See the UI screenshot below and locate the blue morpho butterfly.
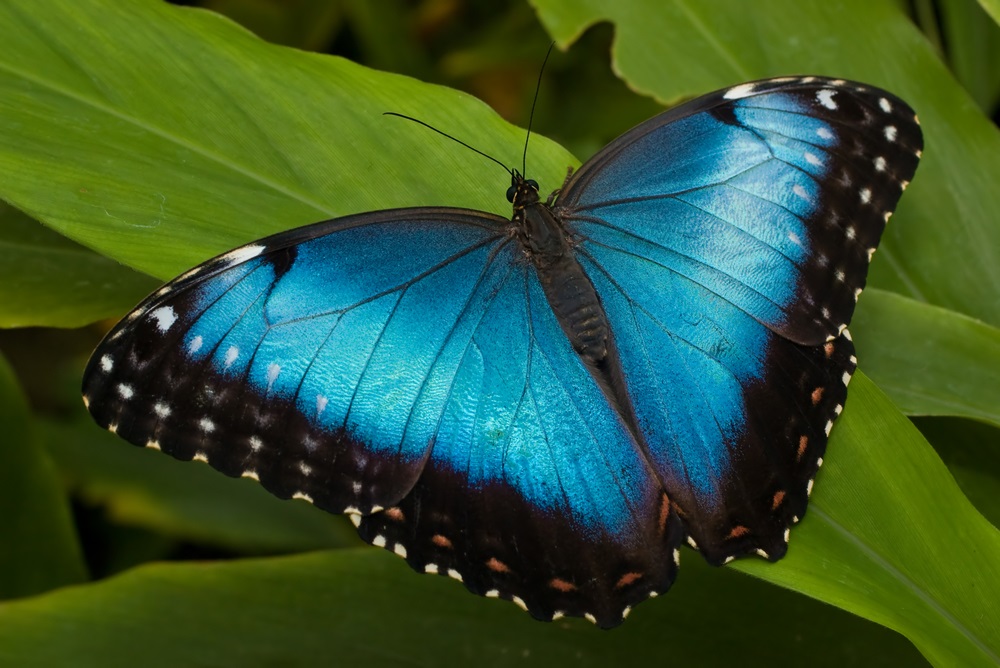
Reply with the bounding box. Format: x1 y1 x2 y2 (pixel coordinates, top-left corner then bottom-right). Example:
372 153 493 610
83 75 922 627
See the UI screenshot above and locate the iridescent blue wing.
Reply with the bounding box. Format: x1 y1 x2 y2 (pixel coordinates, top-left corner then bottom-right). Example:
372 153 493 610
82 209 682 627
558 77 922 563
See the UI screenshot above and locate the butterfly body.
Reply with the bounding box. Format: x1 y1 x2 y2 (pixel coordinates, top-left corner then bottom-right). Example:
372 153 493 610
83 76 922 627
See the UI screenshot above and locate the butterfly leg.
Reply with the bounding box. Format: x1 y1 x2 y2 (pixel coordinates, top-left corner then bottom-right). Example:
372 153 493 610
546 166 576 206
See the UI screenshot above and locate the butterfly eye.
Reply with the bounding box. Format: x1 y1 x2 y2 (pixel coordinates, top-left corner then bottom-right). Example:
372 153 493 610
506 184 517 202
526 179 539 190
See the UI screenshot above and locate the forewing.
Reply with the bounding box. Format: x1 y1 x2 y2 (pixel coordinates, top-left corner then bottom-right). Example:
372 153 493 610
559 78 921 562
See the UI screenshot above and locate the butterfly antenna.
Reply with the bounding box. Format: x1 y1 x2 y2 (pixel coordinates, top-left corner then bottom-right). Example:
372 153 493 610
383 112 512 177
522 41 556 178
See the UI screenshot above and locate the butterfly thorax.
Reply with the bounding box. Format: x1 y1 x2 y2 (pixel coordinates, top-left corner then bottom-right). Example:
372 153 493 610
509 175 609 364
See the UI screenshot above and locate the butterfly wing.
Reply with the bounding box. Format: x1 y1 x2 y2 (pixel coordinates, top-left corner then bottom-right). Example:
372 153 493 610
558 77 922 563
82 209 681 627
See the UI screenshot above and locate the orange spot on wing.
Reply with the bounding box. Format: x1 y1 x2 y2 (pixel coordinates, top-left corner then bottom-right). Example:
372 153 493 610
658 493 672 533
384 507 405 522
824 342 835 358
811 387 824 405
727 525 750 540
549 578 577 592
771 490 786 510
486 557 510 573
797 435 809 462
432 534 453 549
615 572 643 589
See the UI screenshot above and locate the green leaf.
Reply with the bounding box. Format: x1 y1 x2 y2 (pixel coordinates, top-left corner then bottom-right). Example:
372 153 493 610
936 0 1000 114
976 0 1000 25
0 547 927 667
734 374 1000 666
41 416 359 555
0 352 87 599
531 0 1000 331
0 0 575 280
853 289 1000 427
916 417 1000 529
0 202 157 328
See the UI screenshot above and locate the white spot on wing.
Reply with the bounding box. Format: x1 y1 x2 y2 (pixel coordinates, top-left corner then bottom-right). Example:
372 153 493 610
193 452 209 463
199 417 215 433
874 156 887 172
860 187 872 204
843 371 852 386
153 402 171 417
792 184 811 201
511 596 528 611
224 346 239 368
189 335 203 354
146 439 160 450
879 97 892 113
846 226 856 240
220 244 265 267
242 470 260 481
298 461 313 476
150 306 177 333
723 83 756 99
804 151 823 167
824 420 834 436
424 563 439 574
100 355 114 372
292 491 313 503
117 383 134 400
316 394 328 417
447 569 463 582
393 543 407 558
266 363 280 391
816 127 834 140
884 125 898 141
485 589 499 598
816 89 838 110
249 436 263 451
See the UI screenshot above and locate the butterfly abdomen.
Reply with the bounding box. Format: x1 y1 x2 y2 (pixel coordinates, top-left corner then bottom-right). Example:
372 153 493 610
520 198 610 364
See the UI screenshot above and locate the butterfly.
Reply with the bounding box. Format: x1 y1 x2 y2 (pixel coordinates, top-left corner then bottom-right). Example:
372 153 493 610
82 76 922 627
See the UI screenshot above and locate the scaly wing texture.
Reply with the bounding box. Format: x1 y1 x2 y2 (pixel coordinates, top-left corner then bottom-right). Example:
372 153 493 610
559 77 922 563
82 208 682 627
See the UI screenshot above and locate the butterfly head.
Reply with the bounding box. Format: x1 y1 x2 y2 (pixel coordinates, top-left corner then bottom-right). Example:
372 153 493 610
506 171 540 209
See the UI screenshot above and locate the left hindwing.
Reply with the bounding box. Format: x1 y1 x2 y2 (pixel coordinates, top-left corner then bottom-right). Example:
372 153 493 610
558 77 922 562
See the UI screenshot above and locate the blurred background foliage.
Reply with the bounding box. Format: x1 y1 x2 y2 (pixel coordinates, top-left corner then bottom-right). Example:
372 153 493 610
0 0 998 665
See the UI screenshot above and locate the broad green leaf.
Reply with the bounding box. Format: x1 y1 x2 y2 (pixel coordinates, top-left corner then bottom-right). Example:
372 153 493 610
531 0 1000 332
853 289 1000 427
977 0 1000 25
0 353 87 599
0 547 926 668
735 375 1000 667
41 417 358 555
936 0 1000 114
0 0 575 281
916 417 1000 530
0 203 156 328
